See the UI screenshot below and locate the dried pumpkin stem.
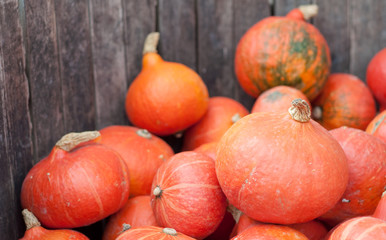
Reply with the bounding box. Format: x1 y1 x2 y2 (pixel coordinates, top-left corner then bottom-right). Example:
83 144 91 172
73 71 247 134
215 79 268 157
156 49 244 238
288 98 311 123
56 131 100 152
227 204 242 223
153 186 162 197
231 113 241 123
143 32 160 55
163 228 178 236
136 129 152 139
22 209 41 230
298 4 318 20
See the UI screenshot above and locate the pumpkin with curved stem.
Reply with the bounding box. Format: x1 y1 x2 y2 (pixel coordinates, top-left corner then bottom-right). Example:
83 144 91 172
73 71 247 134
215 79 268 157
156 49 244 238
216 99 349 224
366 110 386 144
116 226 195 240
235 4 330 101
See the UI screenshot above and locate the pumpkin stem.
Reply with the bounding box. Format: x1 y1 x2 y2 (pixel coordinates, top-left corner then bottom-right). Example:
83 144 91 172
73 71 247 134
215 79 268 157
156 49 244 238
231 113 241 123
298 4 318 20
119 223 132 235
163 228 178 236
136 129 152 139
312 106 323 120
153 186 162 197
22 209 41 230
56 131 100 152
143 32 160 55
288 99 311 123
227 204 242 223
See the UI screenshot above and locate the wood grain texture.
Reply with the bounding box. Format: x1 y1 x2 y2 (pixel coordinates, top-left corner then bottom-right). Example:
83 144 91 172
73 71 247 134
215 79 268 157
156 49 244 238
350 0 385 81
197 0 234 98
0 1 34 239
234 0 271 110
55 0 96 132
275 0 312 16
123 0 156 88
89 0 127 129
313 0 349 73
25 0 65 160
158 0 196 70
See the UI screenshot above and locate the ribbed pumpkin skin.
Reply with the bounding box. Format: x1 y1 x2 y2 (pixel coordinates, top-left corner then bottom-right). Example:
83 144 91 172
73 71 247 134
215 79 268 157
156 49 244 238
235 13 331 101
251 86 311 113
215 112 349 224
125 53 209 136
20 226 89 240
21 143 130 228
116 226 196 240
182 97 249 150
366 110 386 144
312 73 376 130
231 224 308 240
326 216 386 240
99 125 174 196
373 192 386 221
151 151 227 239
366 48 386 110
319 127 386 225
103 196 158 240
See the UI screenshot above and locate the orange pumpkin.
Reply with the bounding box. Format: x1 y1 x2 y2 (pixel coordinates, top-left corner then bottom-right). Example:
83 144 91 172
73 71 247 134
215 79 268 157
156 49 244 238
182 96 249 150
366 48 386 110
231 224 308 240
125 32 209 136
235 4 330 101
312 73 376 130
251 85 310 113
99 125 174 196
366 110 386 144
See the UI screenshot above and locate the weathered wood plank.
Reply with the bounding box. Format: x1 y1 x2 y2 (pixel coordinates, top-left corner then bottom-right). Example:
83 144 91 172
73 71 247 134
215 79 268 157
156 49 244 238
275 0 312 16
197 0 235 99
0 1 34 238
89 0 127 129
25 0 65 160
234 0 271 110
55 0 96 132
123 0 156 88
350 0 385 81
313 0 350 73
158 0 196 70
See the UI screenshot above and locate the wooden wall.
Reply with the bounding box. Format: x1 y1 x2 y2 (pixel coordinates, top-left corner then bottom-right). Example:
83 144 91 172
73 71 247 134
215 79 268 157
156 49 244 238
0 0 385 238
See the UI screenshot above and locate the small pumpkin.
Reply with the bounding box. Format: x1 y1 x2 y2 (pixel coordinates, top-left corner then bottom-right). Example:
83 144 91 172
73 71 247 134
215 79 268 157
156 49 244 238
235 4 331 101
116 226 195 240
102 195 158 240
21 131 130 228
19 209 89 240
373 191 386 221
99 125 174 196
251 85 310 113
231 224 308 240
125 32 209 136
366 48 386 110
366 110 386 144
216 99 349 224
312 73 376 130
151 151 227 239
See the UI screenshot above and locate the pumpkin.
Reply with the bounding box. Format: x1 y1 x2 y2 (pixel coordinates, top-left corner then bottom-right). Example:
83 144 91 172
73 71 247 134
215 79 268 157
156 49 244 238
102 195 158 240
19 209 89 240
312 73 376 130
151 151 227 239
99 125 174 196
234 4 331 101
373 191 386 221
326 216 386 239
215 99 349 224
182 96 249 150
116 226 195 240
20 131 130 228
193 141 218 161
319 127 386 226
366 110 386 144
366 48 386 110
251 85 311 113
125 32 209 136
231 224 308 240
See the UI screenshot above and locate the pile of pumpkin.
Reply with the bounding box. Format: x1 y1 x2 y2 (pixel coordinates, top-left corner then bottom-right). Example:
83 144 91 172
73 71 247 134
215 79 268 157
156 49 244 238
19 4 386 240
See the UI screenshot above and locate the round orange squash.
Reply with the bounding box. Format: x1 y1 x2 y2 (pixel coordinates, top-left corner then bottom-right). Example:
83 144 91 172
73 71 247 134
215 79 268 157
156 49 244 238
235 5 331 101
125 32 209 136
231 224 308 240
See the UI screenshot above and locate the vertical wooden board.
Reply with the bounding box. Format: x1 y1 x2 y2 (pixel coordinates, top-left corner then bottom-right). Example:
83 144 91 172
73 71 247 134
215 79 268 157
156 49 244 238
234 0 271 110
89 0 127 129
0 1 34 238
350 0 385 81
55 0 96 133
158 0 196 70
275 0 312 16
25 0 65 160
197 0 235 99
123 0 156 87
313 0 350 73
